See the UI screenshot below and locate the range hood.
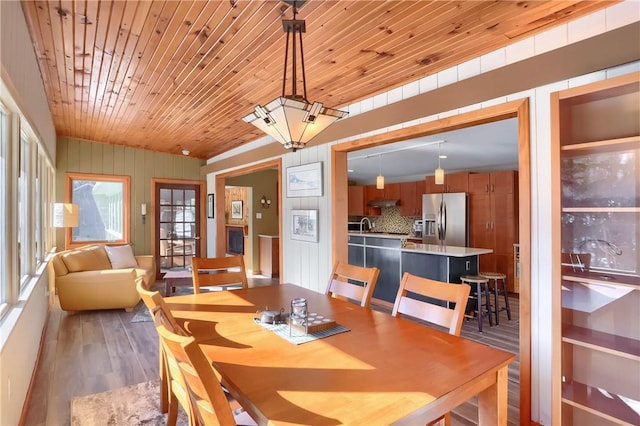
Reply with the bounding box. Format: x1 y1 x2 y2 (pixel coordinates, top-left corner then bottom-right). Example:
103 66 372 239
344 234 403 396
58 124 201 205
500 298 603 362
367 199 399 207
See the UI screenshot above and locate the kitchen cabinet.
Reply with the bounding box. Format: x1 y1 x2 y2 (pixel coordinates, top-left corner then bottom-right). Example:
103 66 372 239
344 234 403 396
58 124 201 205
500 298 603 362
424 175 438 193
469 170 518 290
444 172 469 193
400 180 425 216
348 185 365 216
425 172 469 193
363 185 382 216
366 183 400 201
551 73 639 426
364 183 400 215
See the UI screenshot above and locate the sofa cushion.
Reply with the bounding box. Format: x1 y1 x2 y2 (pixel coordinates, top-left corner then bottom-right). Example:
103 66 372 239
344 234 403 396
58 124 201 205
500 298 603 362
105 245 138 269
62 245 112 272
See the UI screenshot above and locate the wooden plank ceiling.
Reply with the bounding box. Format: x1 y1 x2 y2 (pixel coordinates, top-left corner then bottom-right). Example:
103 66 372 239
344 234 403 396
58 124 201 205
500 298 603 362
21 0 615 159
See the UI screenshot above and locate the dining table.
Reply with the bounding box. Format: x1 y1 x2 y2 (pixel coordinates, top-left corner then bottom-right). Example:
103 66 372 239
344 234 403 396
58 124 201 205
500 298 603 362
166 283 515 425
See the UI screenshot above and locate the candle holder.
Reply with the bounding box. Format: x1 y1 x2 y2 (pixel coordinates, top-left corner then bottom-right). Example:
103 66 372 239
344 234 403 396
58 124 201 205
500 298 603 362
289 298 308 336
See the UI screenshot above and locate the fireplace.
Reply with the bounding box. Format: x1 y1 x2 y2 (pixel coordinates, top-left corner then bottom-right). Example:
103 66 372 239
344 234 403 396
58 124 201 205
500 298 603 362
227 226 244 255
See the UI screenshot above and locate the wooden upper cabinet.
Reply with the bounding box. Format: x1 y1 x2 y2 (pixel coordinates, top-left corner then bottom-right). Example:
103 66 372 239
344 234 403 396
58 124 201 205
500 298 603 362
469 173 491 194
415 180 425 216
425 175 438 193
365 184 383 201
363 185 382 216
491 170 516 194
367 182 400 200
400 181 424 216
469 171 517 194
444 172 469 193
384 183 401 200
427 172 469 193
348 185 365 216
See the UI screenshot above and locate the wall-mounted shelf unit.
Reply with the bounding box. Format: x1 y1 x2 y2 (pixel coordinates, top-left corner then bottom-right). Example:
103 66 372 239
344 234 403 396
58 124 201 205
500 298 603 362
552 72 639 425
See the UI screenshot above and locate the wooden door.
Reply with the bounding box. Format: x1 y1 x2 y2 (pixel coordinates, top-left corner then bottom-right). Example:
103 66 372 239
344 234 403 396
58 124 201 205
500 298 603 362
155 182 202 276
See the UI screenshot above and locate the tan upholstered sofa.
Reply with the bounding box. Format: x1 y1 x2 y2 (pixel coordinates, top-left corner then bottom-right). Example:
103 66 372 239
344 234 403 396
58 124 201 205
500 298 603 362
50 244 156 313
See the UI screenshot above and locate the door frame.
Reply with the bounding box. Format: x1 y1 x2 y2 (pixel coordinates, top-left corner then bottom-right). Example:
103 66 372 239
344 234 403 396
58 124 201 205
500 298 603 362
151 178 206 277
331 98 531 425
214 158 282 281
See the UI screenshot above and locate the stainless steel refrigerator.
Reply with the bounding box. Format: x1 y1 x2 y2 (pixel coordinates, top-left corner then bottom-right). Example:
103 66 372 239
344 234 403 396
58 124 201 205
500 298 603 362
422 192 469 246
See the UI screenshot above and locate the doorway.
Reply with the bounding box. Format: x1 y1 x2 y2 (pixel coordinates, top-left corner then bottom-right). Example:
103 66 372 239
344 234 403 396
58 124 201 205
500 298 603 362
152 179 206 277
331 98 531 425
214 159 282 280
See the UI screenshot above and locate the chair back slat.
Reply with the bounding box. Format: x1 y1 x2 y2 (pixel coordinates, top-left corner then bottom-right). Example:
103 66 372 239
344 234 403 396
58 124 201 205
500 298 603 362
192 256 248 294
328 279 366 302
392 273 471 336
325 262 380 308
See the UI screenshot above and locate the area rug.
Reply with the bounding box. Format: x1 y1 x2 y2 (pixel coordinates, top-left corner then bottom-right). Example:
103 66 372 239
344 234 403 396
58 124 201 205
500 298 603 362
70 380 188 426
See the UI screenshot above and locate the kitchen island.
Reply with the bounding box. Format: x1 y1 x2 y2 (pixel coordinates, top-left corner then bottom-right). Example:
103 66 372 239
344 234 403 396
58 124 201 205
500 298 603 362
348 232 493 305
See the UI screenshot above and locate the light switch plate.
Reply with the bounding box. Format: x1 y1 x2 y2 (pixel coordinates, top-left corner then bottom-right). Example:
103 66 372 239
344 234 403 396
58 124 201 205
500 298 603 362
256 212 262 219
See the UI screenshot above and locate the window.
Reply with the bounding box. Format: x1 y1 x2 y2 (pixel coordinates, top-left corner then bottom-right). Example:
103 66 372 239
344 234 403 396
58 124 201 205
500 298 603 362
0 105 6 304
18 130 30 285
65 173 130 247
0 77 55 317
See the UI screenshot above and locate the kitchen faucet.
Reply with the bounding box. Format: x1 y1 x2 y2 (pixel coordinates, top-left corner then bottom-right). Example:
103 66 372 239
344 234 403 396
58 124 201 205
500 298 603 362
360 217 373 233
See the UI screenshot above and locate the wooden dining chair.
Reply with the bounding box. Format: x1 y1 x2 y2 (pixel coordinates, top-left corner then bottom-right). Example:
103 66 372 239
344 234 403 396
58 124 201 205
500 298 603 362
191 255 249 294
325 262 380 308
136 278 188 425
391 273 471 426
155 317 256 426
154 309 200 426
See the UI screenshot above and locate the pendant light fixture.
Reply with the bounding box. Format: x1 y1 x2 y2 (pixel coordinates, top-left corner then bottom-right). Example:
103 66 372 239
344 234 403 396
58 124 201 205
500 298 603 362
435 142 445 185
242 1 347 152
376 154 385 189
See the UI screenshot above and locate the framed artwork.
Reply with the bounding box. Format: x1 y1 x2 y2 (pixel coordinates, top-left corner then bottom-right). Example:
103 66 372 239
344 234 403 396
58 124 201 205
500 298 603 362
286 162 323 197
207 194 214 218
231 200 243 219
291 209 318 242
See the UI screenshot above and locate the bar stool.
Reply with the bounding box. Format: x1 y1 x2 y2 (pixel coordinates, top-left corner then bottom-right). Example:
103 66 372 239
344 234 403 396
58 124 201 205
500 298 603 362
481 272 512 325
460 275 493 332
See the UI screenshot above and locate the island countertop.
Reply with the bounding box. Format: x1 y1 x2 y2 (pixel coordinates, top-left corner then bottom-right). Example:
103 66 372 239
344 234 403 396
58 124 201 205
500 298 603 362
402 243 493 257
348 232 493 257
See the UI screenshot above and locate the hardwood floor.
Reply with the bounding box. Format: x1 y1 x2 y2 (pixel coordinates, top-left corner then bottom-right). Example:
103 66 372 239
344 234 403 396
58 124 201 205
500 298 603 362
24 282 519 426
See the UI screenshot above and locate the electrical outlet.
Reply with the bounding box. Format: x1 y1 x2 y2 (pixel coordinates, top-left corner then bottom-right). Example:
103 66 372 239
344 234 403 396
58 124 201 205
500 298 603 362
256 212 262 219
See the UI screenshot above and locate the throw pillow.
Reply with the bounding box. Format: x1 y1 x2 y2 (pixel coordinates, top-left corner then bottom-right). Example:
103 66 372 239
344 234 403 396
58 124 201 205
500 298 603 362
105 245 138 269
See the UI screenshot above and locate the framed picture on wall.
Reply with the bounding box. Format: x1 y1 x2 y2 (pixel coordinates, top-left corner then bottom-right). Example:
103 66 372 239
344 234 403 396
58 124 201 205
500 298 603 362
286 162 323 197
291 209 318 242
207 194 214 218
231 200 243 219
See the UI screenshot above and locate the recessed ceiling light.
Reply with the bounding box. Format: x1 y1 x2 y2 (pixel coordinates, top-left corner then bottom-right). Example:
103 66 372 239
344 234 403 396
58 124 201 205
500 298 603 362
347 169 354 173
439 154 447 159
182 149 190 156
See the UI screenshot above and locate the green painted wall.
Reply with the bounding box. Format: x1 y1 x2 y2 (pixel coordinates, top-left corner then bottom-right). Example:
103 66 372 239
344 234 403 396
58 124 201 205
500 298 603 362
55 137 204 255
